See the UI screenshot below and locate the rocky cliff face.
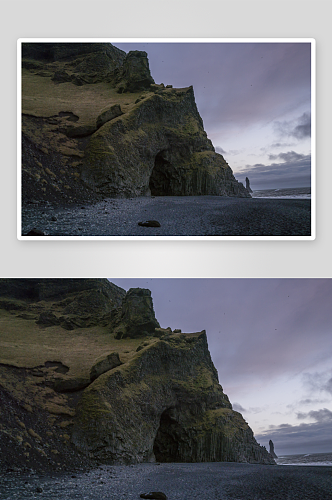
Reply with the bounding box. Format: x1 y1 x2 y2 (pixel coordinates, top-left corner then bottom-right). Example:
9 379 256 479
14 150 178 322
21 42 250 205
0 279 273 471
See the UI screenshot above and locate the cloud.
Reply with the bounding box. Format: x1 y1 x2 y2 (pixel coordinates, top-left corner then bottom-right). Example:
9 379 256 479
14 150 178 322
268 150 307 162
302 370 332 395
237 151 311 189
215 146 227 155
233 403 246 412
274 112 311 140
297 408 332 423
256 412 332 454
286 398 330 410
325 378 332 395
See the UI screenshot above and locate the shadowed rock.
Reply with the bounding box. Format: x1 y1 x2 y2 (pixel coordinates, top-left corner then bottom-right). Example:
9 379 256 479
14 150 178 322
21 42 250 205
138 220 161 227
269 439 278 458
0 278 274 470
113 288 160 339
140 493 167 500
90 352 123 381
246 177 253 193
96 104 123 129
115 50 155 93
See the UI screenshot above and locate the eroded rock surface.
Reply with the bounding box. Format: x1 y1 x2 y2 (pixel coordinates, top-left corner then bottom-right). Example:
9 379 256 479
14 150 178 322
21 42 250 205
0 279 274 471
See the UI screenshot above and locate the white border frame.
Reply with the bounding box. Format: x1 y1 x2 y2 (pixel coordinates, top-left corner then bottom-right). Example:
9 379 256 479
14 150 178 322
17 38 316 241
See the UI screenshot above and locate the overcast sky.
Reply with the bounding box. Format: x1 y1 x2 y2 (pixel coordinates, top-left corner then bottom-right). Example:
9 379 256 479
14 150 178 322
111 278 332 456
114 41 312 191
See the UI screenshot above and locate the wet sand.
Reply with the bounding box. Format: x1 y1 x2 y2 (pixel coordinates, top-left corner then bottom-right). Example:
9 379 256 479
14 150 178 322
1 462 331 499
21 196 311 237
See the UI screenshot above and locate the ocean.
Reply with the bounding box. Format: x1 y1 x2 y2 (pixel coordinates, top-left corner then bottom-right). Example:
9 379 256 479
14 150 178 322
252 187 311 199
276 451 332 466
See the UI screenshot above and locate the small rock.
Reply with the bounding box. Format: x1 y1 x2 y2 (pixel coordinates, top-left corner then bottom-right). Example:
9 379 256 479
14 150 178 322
140 493 167 500
138 220 161 228
51 216 57 221
35 486 43 493
25 228 45 236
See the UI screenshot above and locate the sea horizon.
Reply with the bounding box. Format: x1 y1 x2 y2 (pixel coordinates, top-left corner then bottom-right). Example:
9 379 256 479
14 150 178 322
275 451 332 466
252 186 311 199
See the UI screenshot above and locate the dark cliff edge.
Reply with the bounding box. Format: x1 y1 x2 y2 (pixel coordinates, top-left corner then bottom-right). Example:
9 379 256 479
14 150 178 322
21 42 251 206
0 279 274 472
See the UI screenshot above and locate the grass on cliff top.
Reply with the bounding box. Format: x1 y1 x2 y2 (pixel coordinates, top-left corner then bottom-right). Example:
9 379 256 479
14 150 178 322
22 69 151 126
0 309 151 379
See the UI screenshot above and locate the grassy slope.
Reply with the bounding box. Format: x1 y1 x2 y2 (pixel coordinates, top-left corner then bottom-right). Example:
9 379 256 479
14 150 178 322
22 69 148 124
0 309 154 377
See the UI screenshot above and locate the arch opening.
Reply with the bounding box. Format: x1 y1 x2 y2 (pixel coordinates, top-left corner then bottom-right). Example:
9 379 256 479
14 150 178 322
153 408 182 462
149 151 175 196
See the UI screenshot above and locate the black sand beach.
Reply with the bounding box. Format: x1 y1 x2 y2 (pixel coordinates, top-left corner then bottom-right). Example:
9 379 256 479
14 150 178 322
1 462 331 499
21 196 311 237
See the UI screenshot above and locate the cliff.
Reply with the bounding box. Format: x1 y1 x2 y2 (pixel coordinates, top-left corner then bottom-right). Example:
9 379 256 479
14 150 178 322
0 279 274 471
21 42 250 205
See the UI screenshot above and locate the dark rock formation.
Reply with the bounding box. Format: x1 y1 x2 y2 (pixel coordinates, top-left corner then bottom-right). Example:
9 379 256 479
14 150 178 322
138 220 161 227
81 85 250 199
112 288 160 339
96 104 123 129
140 494 167 500
90 352 123 382
22 42 126 84
21 42 251 205
246 177 253 193
114 50 155 93
269 439 278 458
0 279 274 471
26 228 45 236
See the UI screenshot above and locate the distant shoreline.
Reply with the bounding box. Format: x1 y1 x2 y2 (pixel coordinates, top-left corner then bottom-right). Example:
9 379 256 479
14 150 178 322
21 196 311 237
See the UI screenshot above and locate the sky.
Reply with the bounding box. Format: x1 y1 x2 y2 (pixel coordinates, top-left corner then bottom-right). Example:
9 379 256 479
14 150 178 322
110 278 332 456
114 41 312 191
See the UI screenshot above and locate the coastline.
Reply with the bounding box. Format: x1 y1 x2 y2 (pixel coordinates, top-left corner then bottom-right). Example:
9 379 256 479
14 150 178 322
21 196 311 237
1 462 331 499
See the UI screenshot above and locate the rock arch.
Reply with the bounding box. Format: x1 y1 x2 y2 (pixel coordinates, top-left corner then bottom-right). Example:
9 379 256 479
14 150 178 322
153 407 182 462
149 151 175 196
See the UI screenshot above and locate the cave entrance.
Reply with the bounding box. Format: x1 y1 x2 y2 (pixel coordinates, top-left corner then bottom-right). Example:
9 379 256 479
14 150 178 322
153 408 181 462
149 151 174 196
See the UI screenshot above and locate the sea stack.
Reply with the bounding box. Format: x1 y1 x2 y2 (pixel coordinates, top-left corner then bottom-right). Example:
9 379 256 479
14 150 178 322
245 177 253 193
269 439 278 458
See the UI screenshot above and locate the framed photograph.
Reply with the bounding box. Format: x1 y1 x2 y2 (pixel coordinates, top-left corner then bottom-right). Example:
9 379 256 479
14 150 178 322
18 39 315 240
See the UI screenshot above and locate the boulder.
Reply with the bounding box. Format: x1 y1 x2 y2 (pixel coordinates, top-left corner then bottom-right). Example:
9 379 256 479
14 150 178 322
138 220 161 228
140 493 167 500
25 229 45 236
96 104 123 129
90 352 123 382
36 311 60 327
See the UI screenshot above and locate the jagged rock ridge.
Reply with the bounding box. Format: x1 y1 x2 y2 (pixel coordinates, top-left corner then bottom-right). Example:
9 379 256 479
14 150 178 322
21 42 250 205
0 279 274 470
